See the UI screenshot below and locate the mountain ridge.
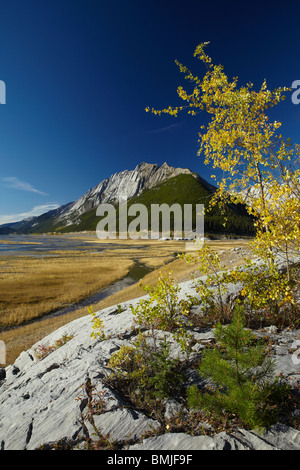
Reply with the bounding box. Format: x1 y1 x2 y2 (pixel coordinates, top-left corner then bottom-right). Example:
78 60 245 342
0 162 254 236
0 162 204 234
57 161 204 226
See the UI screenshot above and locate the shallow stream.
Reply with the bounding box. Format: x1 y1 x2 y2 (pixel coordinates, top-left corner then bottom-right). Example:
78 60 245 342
42 260 152 321
0 234 157 329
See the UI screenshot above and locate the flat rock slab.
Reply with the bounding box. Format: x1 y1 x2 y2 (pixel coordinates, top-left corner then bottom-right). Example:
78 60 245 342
129 424 300 451
1 275 300 450
85 408 159 444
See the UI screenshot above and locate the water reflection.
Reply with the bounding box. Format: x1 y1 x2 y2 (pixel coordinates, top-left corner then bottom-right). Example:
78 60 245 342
43 261 152 321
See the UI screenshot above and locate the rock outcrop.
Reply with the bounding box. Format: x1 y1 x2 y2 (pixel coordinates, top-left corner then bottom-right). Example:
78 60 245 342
58 162 199 226
1 276 300 451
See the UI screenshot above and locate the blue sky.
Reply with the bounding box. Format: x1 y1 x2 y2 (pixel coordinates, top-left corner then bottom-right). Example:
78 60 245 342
1 0 300 224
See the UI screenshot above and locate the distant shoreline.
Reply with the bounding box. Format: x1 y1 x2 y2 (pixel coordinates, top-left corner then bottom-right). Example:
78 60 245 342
0 239 42 245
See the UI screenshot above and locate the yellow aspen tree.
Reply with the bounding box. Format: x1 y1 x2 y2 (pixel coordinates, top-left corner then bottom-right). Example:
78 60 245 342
146 42 299 271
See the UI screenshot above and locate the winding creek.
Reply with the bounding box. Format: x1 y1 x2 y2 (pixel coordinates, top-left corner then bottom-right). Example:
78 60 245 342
0 234 160 330
39 260 153 321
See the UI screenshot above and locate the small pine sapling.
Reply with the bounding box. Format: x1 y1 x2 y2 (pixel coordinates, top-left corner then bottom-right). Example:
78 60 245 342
187 306 281 429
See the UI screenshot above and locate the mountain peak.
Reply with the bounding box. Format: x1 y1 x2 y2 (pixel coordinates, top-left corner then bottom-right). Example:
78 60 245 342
135 162 158 170
55 161 198 225
0 162 202 233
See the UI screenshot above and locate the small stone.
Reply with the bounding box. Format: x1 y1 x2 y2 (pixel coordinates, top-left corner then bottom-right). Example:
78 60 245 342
163 399 183 420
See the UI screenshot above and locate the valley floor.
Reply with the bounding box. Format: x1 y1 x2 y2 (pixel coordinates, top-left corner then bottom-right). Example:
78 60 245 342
0 233 252 365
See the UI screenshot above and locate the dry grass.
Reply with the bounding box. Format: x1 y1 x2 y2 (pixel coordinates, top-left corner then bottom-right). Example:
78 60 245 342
0 253 134 328
0 256 198 365
138 257 173 267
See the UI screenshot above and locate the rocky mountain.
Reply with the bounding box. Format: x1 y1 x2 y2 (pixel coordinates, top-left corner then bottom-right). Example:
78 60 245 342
0 162 211 234
0 202 74 234
0 161 256 236
56 162 205 228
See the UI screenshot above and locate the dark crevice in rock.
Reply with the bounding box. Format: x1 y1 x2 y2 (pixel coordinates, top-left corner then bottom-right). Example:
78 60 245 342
37 363 60 379
25 420 33 446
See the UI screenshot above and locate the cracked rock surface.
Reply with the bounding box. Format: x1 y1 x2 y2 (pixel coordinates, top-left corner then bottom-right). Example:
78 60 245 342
1 278 300 450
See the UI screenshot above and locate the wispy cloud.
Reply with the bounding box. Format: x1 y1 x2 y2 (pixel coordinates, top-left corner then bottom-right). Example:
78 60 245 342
1 177 48 196
0 203 60 225
144 121 184 135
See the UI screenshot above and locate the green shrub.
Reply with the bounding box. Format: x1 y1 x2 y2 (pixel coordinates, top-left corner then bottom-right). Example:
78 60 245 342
182 244 300 330
107 333 185 410
181 245 236 327
130 270 193 355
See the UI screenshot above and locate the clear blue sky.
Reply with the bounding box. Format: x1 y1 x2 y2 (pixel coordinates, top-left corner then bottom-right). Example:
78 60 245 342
1 0 300 224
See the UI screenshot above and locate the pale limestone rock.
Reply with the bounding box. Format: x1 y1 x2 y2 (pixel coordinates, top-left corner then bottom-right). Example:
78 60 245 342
1 274 300 450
